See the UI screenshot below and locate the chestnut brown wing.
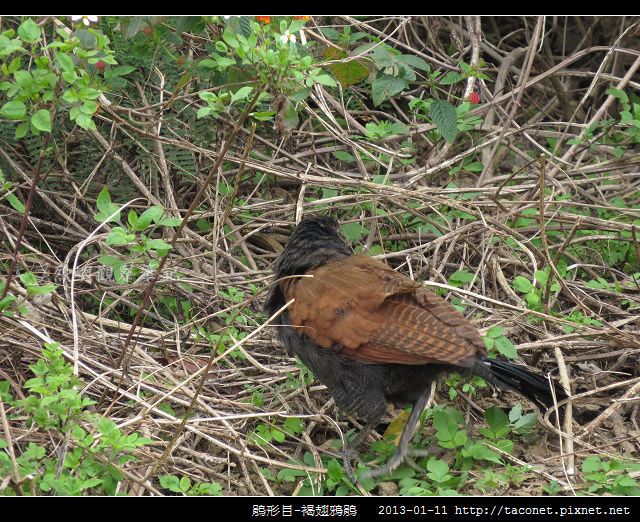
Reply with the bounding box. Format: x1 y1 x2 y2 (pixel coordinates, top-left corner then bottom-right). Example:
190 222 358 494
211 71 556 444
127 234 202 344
283 255 486 365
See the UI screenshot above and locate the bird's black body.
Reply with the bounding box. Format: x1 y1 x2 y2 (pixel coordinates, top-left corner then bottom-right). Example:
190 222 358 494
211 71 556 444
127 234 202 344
265 215 566 481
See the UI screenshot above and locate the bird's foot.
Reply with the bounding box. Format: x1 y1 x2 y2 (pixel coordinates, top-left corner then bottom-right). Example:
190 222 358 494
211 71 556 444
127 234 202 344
339 446 366 484
358 446 444 482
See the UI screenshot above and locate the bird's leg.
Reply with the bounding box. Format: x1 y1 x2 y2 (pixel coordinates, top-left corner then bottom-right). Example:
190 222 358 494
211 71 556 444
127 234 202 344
340 422 376 484
359 387 432 482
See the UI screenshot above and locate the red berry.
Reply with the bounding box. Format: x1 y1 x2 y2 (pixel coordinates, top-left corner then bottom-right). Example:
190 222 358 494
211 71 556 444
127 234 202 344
95 60 105 72
468 92 480 104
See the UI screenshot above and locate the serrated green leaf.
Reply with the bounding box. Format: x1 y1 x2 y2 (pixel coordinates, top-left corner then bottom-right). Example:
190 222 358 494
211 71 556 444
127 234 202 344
495 336 518 358
397 54 430 72
485 325 504 338
429 99 457 143
440 71 462 85
371 74 405 106
484 405 508 433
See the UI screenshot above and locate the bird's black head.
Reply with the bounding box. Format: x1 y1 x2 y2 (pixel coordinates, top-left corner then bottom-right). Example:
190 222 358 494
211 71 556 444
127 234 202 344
287 215 343 246
264 215 352 314
277 215 352 278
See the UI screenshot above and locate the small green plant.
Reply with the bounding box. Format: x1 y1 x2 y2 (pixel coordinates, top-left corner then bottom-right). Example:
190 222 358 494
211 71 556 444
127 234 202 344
568 87 640 157
483 326 518 359
248 417 304 447
396 458 460 495
158 475 223 496
0 271 58 317
512 267 560 312
581 455 640 495
0 342 152 495
363 120 409 139
277 453 359 495
0 17 117 137
195 16 335 131
94 187 181 284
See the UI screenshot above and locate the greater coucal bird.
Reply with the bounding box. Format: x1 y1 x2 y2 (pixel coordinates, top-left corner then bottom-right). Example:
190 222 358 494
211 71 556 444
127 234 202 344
264 215 567 482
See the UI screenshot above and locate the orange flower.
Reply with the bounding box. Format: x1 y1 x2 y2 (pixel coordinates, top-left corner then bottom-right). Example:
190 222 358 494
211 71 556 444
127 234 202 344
256 16 271 24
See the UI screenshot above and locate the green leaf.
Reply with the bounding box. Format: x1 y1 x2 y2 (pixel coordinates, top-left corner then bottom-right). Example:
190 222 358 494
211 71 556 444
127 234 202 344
112 65 136 77
19 272 38 286
1 100 27 119
606 87 628 104
325 47 370 89
426 458 449 481
525 292 539 307
106 227 133 245
312 73 337 87
75 113 95 130
332 150 356 162
534 269 549 285
14 69 33 88
513 276 532 293
271 428 285 443
18 18 41 43
121 17 143 40
513 412 538 433
494 336 518 359
28 283 57 295
31 109 51 133
440 71 462 85
396 54 430 72
582 456 603 473
79 87 101 100
176 16 202 34
222 29 239 49
371 74 405 106
15 122 29 139
327 458 343 482
6 193 25 213
429 100 458 143
159 216 181 226
139 206 164 225
340 222 364 242
98 255 122 267
145 239 172 251
56 52 74 72
485 325 504 338
95 187 121 223
449 269 474 283
484 406 509 438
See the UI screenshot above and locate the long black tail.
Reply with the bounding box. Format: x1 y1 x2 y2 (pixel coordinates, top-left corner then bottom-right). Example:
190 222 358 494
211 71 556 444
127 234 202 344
477 358 568 411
